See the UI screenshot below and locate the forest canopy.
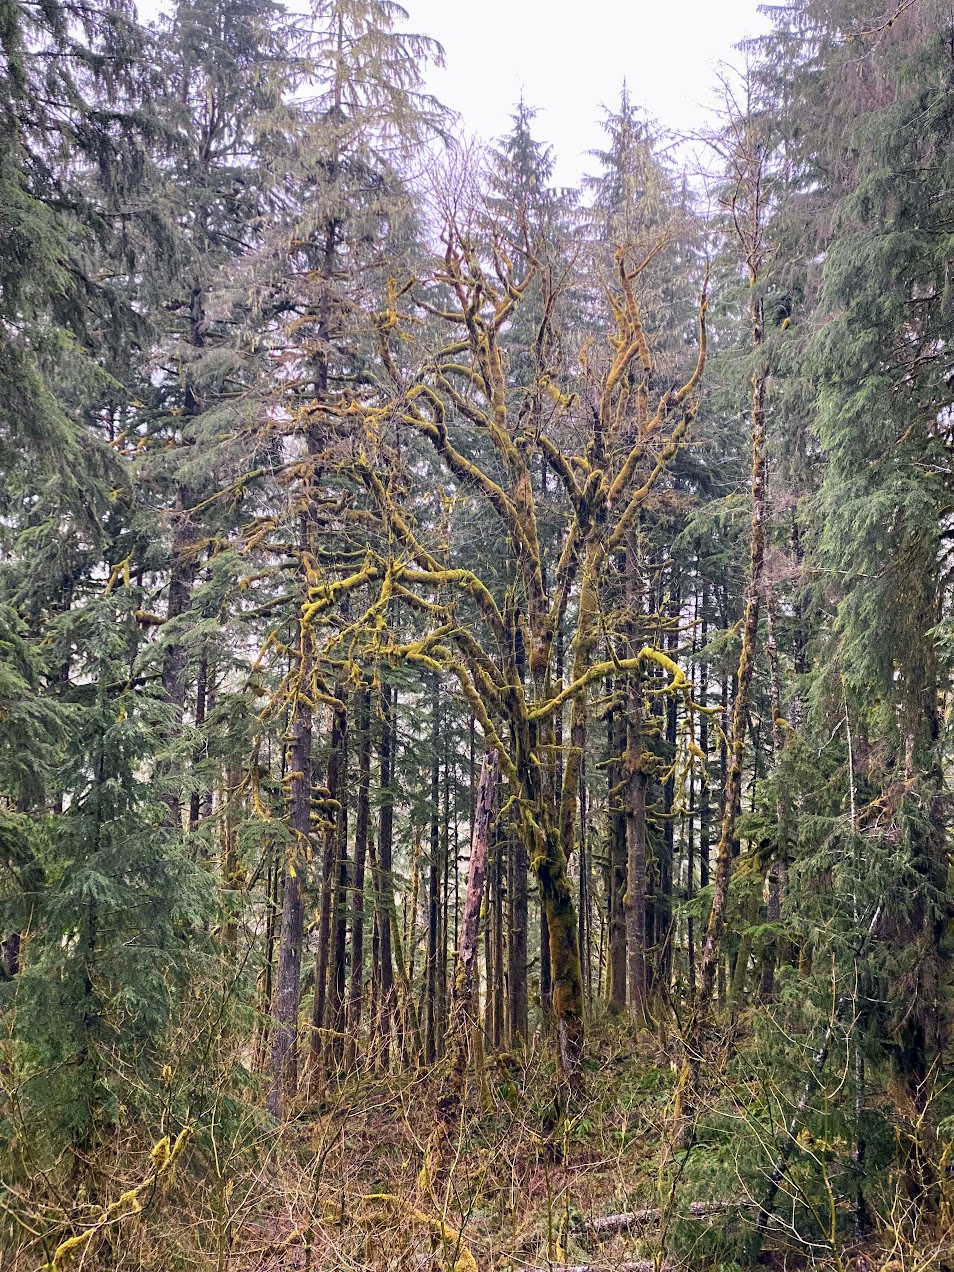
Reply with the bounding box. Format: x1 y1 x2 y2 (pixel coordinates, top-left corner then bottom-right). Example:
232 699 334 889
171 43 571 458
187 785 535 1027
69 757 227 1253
1 1 954 1269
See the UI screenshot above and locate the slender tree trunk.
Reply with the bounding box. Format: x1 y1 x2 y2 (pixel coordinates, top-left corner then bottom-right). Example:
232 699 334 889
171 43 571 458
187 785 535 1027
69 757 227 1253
189 649 208 835
369 908 380 1063
453 795 461 954
439 722 451 1056
789 512 806 731
346 685 371 1069
256 841 279 1073
221 759 240 950
577 754 590 1005
759 600 792 1002
510 822 529 1046
446 750 498 1103
540 894 552 1029
541 626 565 1028
854 1039 868 1236
625 701 648 1021
657 587 680 992
375 685 396 1071
686 763 696 999
266 640 312 1118
685 582 702 997
390 897 423 1065
698 607 710 894
623 539 649 1019
484 845 493 1046
698 366 766 1003
161 485 196 829
329 716 351 1071
425 681 440 1064
674 260 768 1139
309 700 347 1089
489 823 504 1049
607 700 627 1011
719 667 729 817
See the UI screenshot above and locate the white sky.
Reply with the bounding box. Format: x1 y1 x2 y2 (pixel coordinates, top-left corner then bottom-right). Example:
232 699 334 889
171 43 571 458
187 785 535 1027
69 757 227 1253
398 0 774 187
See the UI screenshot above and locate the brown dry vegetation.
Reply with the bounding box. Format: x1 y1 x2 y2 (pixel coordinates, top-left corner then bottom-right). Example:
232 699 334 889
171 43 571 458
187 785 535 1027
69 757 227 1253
13 1014 954 1272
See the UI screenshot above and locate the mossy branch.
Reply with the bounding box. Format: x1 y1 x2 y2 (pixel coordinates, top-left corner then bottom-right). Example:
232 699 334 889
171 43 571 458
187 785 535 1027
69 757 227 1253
45 1127 192 1271
528 648 687 722
607 406 697 553
357 1192 478 1272
354 462 444 574
399 566 507 641
539 434 585 509
301 569 380 629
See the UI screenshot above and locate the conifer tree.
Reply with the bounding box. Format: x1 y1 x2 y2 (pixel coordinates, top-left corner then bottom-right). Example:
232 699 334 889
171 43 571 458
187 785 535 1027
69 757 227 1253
0 0 218 1163
583 88 700 1018
261 0 447 1115
135 0 291 831
800 0 953 1149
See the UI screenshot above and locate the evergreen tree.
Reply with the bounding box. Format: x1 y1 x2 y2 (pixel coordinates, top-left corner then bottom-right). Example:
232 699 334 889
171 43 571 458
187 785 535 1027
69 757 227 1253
259 0 448 1115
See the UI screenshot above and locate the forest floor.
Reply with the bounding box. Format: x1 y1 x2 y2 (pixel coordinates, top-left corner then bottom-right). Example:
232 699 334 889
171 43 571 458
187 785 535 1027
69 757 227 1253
194 1018 894 1272
220 1020 703 1271
20 1016 937 1271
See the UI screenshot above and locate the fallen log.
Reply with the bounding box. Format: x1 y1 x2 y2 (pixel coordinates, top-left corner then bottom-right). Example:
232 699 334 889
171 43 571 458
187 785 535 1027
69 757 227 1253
521 1263 668 1272
581 1199 753 1238
583 1207 658 1236
405 1259 666 1272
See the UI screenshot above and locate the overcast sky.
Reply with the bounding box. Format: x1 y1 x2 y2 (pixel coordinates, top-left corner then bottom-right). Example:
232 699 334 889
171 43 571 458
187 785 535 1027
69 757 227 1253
398 0 773 187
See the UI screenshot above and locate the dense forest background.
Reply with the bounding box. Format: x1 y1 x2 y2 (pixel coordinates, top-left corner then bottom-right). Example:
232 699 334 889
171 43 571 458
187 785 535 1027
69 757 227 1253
2 0 954 1268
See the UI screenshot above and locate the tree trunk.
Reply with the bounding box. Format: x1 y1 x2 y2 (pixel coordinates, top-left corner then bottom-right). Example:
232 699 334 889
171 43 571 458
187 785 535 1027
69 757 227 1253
329 712 351 1071
607 700 627 1011
541 624 565 1029
188 649 208 835
425 680 440 1064
375 684 396 1071
404 829 421 1066
266 639 312 1118
698 607 710 894
309 699 347 1089
656 588 680 991
509 821 529 1046
697 364 766 1004
577 757 591 1004
221 759 240 951
346 684 371 1068
539 834 585 1091
160 484 196 828
439 721 451 1055
447 750 498 1101
488 822 504 1050
759 599 792 1003
256 839 280 1073
675 273 768 1140
625 702 648 1021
